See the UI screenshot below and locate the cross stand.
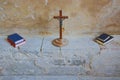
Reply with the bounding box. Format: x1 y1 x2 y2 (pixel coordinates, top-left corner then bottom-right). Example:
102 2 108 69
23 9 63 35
52 10 68 47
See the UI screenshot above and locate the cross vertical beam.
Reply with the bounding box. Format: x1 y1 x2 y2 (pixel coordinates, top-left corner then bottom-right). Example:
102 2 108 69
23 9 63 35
53 10 68 39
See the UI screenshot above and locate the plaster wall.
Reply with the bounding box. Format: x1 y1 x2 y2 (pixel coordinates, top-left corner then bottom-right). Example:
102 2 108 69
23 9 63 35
0 0 120 36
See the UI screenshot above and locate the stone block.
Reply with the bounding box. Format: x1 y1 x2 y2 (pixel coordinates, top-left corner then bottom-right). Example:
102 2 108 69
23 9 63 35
42 36 60 57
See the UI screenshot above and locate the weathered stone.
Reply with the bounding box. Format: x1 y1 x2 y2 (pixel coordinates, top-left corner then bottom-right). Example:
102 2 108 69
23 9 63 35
92 42 120 76
52 59 66 66
42 36 60 57
0 67 3 74
0 35 120 77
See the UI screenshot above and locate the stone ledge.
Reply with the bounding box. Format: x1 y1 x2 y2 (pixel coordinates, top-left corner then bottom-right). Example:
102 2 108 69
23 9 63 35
0 35 119 77
0 76 120 80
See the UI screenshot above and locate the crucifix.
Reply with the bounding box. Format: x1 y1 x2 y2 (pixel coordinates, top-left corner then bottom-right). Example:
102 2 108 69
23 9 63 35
52 10 68 47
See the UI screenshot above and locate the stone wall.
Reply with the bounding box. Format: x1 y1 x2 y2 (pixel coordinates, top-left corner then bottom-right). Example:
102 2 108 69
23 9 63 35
0 0 120 36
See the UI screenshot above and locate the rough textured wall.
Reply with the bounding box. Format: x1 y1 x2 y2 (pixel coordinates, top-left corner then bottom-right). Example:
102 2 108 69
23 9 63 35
0 0 120 36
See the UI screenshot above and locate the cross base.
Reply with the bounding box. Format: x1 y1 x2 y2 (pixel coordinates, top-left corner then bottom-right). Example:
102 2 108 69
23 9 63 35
52 38 68 47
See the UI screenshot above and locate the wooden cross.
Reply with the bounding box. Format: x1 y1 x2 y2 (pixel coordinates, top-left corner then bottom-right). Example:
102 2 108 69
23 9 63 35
52 10 68 47
53 10 68 39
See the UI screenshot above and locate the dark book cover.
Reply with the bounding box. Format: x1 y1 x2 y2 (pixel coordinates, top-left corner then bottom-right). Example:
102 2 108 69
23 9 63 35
95 33 114 45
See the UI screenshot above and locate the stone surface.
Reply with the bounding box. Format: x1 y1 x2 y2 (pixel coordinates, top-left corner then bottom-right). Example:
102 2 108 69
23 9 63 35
19 36 43 58
0 76 120 80
0 35 120 79
42 36 60 57
92 36 120 76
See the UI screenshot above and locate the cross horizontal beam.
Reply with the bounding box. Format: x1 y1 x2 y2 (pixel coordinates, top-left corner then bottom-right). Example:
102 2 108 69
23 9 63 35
53 10 68 19
53 16 68 19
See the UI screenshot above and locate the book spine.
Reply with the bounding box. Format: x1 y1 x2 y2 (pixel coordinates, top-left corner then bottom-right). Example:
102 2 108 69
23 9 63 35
95 40 104 45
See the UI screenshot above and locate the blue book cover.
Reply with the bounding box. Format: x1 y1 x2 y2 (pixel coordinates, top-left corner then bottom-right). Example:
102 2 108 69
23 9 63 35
8 33 24 44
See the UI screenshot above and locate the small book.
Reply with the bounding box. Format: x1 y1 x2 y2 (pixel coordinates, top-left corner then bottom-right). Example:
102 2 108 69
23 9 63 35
7 33 26 47
95 33 114 45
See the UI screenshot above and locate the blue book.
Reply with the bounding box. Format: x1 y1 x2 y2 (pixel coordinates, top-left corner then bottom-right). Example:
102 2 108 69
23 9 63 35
8 33 24 44
7 33 25 47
